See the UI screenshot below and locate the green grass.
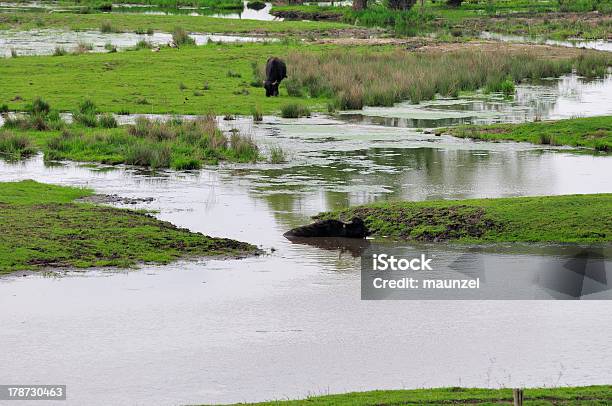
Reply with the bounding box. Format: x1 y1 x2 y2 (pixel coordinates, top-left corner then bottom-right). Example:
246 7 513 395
316 194 612 243
217 385 612 405
0 11 349 34
1 112 261 168
445 116 612 152
0 43 331 115
2 44 608 116
0 180 257 273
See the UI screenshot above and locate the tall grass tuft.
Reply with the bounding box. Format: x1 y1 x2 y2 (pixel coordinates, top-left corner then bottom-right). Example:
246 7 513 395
53 46 67 56
0 131 36 159
73 99 98 127
100 21 115 33
4 97 63 132
269 146 286 163
172 27 196 47
280 103 311 118
251 106 263 122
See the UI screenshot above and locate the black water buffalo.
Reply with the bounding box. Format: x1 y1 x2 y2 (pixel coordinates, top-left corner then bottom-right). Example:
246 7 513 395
264 57 287 97
284 217 369 239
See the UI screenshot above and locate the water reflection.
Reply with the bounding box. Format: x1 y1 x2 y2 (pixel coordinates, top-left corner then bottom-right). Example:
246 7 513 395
340 74 612 127
0 29 273 57
480 31 612 52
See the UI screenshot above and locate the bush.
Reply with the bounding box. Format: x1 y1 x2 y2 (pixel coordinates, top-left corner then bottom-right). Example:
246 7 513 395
0 104 9 113
280 103 311 118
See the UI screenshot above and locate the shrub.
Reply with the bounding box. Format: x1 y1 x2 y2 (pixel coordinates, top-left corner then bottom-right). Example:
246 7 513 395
0 104 8 113
280 103 311 118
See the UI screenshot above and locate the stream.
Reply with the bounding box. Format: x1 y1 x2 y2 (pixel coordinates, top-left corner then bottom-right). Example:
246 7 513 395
0 73 611 404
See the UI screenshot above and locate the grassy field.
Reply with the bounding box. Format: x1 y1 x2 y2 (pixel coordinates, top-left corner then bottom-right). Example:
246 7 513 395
1 43 609 116
0 43 331 115
0 180 257 273
218 385 612 405
316 194 612 243
445 116 612 152
0 12 350 34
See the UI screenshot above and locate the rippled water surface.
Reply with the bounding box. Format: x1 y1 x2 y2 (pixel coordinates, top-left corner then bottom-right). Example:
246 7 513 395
0 74 611 403
481 31 612 52
0 29 273 57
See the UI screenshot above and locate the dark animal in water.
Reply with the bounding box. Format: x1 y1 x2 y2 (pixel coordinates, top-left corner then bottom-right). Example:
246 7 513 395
264 57 287 97
284 217 369 239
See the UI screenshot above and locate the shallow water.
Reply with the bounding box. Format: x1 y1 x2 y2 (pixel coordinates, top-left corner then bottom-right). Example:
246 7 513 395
480 31 612 52
1 73 612 404
0 28 273 57
342 74 612 128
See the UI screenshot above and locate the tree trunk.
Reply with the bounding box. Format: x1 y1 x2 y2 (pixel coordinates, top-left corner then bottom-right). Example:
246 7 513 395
353 0 367 11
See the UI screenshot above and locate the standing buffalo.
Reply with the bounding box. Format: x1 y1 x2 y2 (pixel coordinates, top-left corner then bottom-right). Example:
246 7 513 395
264 57 287 97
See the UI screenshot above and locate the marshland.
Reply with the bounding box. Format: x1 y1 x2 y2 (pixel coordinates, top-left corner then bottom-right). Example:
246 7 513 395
1 0 612 404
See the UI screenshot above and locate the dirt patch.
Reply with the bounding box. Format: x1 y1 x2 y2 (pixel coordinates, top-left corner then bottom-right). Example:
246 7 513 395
77 194 154 205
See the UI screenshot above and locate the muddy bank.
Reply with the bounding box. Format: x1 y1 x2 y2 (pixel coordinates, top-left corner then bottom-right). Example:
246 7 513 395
77 194 155 205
